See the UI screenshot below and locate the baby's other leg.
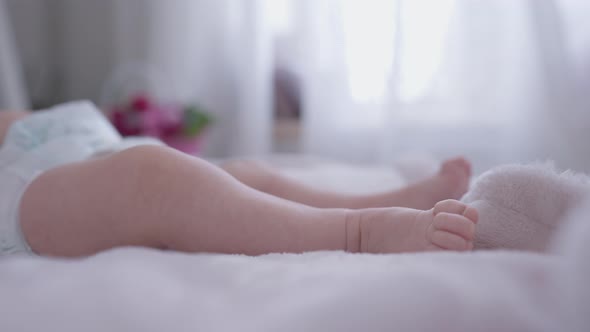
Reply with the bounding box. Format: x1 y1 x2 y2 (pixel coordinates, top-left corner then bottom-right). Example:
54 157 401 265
220 158 471 210
19 146 351 257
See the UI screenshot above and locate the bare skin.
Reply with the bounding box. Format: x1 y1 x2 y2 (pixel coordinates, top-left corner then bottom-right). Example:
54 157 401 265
2 110 478 257
220 158 471 210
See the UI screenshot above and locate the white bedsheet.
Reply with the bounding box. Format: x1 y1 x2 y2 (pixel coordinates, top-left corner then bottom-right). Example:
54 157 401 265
0 249 562 332
0 157 587 332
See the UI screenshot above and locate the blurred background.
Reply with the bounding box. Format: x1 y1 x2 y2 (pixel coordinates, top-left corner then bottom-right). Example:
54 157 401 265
1 0 589 173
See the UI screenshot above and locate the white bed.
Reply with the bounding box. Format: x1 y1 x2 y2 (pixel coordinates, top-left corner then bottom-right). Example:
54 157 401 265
0 156 587 332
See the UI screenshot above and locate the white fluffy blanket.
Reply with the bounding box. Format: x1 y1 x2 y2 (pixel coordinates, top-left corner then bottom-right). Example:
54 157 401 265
0 159 588 332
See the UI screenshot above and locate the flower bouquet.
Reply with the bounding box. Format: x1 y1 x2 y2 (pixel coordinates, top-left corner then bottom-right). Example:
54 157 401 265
108 93 212 155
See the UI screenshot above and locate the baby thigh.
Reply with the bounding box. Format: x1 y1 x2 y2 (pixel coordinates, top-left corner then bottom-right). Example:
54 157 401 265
19 146 172 257
20 145 348 257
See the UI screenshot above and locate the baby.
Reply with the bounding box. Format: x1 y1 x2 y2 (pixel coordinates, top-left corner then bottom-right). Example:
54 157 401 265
0 101 478 257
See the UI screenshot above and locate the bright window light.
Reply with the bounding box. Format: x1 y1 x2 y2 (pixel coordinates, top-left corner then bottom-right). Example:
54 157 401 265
399 0 455 102
342 0 456 103
342 0 397 102
265 0 293 35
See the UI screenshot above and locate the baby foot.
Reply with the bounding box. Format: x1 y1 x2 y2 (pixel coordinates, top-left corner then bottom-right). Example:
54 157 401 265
349 200 478 253
438 157 471 200
397 157 472 210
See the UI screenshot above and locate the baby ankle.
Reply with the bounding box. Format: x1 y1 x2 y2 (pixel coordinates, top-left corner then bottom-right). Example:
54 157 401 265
345 211 362 253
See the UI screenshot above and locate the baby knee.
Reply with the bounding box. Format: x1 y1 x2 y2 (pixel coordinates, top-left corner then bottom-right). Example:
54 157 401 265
219 158 277 190
220 159 268 174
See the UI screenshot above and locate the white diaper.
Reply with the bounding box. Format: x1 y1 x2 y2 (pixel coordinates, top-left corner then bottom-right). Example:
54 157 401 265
0 101 163 255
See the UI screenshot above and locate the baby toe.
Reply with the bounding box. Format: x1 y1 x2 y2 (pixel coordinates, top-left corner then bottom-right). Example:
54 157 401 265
433 199 467 216
462 206 479 224
455 157 472 175
441 157 471 176
430 230 472 251
432 212 475 242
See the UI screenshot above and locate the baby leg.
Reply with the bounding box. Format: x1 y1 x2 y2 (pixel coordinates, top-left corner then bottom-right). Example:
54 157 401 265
350 200 479 253
19 146 477 257
19 146 353 257
220 158 471 210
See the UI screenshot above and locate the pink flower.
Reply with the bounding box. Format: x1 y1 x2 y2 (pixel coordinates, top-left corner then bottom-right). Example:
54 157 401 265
112 109 141 136
131 94 151 112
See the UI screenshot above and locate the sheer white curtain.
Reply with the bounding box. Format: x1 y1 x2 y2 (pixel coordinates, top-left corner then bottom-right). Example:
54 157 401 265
111 0 274 158
8 0 273 158
285 0 590 172
8 0 590 168
0 0 29 109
